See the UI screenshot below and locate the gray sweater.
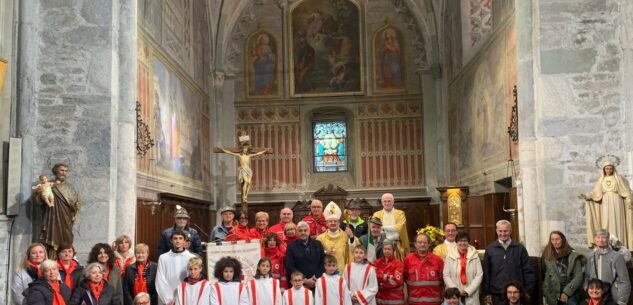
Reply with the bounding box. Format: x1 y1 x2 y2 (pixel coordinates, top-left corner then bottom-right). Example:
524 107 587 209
584 248 631 305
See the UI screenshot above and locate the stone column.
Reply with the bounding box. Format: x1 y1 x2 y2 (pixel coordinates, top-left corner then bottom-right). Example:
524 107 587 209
12 0 137 261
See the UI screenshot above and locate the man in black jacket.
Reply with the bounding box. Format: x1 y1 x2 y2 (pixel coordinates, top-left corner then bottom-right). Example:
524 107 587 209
156 205 203 256
284 221 326 289
483 220 535 305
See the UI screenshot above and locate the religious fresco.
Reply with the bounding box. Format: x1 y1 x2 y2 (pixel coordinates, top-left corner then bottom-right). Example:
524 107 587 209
313 121 348 172
289 0 363 97
461 0 492 64
245 30 280 98
151 57 203 182
372 24 406 94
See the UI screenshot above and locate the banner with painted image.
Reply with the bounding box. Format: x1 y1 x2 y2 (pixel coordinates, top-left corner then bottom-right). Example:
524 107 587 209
206 240 261 283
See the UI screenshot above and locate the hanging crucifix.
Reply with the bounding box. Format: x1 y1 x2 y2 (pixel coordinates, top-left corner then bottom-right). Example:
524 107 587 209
214 131 272 212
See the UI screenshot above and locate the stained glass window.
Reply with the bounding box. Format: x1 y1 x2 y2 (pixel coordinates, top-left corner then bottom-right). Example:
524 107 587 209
313 121 348 172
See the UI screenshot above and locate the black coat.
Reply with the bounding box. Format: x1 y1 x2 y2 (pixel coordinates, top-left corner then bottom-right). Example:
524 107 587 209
58 262 84 292
284 238 326 279
122 262 158 305
483 240 536 296
70 280 120 305
24 279 72 305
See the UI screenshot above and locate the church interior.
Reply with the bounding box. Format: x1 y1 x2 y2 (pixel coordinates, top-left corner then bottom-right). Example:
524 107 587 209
1 0 633 304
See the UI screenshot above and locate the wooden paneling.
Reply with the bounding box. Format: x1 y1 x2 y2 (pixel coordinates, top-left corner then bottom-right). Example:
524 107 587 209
136 193 214 262
391 198 436 251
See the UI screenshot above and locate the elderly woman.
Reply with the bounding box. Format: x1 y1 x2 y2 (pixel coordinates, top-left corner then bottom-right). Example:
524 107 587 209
70 262 120 305
251 211 270 239
284 222 298 245
443 232 483 305
581 279 616 305
25 259 71 305
88 243 123 304
13 243 48 305
114 235 135 277
123 244 157 305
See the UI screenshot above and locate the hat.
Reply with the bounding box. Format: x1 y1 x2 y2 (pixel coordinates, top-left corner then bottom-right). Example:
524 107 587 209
323 201 342 220
174 205 190 219
346 198 362 210
219 206 236 215
369 217 382 226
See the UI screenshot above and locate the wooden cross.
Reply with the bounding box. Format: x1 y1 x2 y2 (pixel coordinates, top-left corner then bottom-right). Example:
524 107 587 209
214 131 272 212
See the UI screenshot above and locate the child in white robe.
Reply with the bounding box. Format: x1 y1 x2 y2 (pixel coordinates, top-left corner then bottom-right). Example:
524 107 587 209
209 256 249 305
344 246 378 305
283 271 314 305
315 255 352 305
247 258 283 305
175 256 211 305
156 230 195 305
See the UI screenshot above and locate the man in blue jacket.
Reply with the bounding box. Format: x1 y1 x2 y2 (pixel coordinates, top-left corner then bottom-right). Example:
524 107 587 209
157 205 203 257
483 219 535 305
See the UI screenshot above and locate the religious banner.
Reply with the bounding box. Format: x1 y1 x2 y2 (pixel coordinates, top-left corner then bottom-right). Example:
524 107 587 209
206 240 261 283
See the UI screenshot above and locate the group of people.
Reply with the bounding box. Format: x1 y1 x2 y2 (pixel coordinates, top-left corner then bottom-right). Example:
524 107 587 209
11 191 633 305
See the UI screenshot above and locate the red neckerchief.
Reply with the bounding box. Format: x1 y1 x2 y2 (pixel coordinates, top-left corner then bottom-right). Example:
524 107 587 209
187 276 203 285
104 265 111 282
27 260 42 278
88 281 104 303
56 259 77 289
459 251 468 285
50 281 67 305
116 256 135 276
134 261 148 295
589 299 601 305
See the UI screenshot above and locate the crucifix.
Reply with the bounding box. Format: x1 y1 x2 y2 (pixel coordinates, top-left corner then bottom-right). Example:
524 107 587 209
214 131 272 212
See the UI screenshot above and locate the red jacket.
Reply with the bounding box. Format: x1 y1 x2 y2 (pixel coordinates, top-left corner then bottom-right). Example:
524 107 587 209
263 247 287 288
374 256 405 305
403 252 444 305
301 214 327 238
226 225 257 241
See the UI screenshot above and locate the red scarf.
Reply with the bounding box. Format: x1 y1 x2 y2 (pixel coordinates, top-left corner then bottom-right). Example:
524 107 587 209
459 251 468 285
88 281 104 303
104 265 111 283
187 276 203 285
50 281 67 305
27 260 42 278
134 261 148 295
116 256 135 276
57 259 77 289
589 300 601 305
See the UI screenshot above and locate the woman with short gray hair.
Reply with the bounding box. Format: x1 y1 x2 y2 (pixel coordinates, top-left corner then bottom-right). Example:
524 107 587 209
69 262 120 305
25 259 72 305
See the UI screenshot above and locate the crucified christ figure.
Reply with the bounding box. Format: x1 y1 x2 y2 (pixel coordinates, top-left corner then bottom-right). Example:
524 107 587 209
219 146 268 203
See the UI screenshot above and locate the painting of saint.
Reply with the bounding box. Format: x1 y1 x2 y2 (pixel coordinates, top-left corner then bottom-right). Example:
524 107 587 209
373 25 405 93
289 0 363 96
152 58 203 181
246 31 279 98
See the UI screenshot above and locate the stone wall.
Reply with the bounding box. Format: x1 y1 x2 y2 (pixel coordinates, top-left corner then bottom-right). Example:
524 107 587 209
7 2 137 303
445 0 517 194
517 0 633 254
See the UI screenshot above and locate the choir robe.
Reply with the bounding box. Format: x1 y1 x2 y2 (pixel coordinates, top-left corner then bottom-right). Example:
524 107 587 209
316 230 360 273
247 277 282 305
315 274 352 305
155 250 195 305
344 262 378 305
283 287 314 305
175 279 211 305
210 281 249 305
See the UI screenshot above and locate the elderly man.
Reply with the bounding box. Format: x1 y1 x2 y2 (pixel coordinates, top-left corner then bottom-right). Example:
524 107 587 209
584 229 631 305
269 207 295 240
157 205 203 256
134 293 151 305
360 217 386 263
433 222 458 259
483 220 535 305
302 199 327 238
317 201 360 272
210 206 237 241
343 199 368 238
404 233 444 305
285 221 326 289
372 193 410 259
